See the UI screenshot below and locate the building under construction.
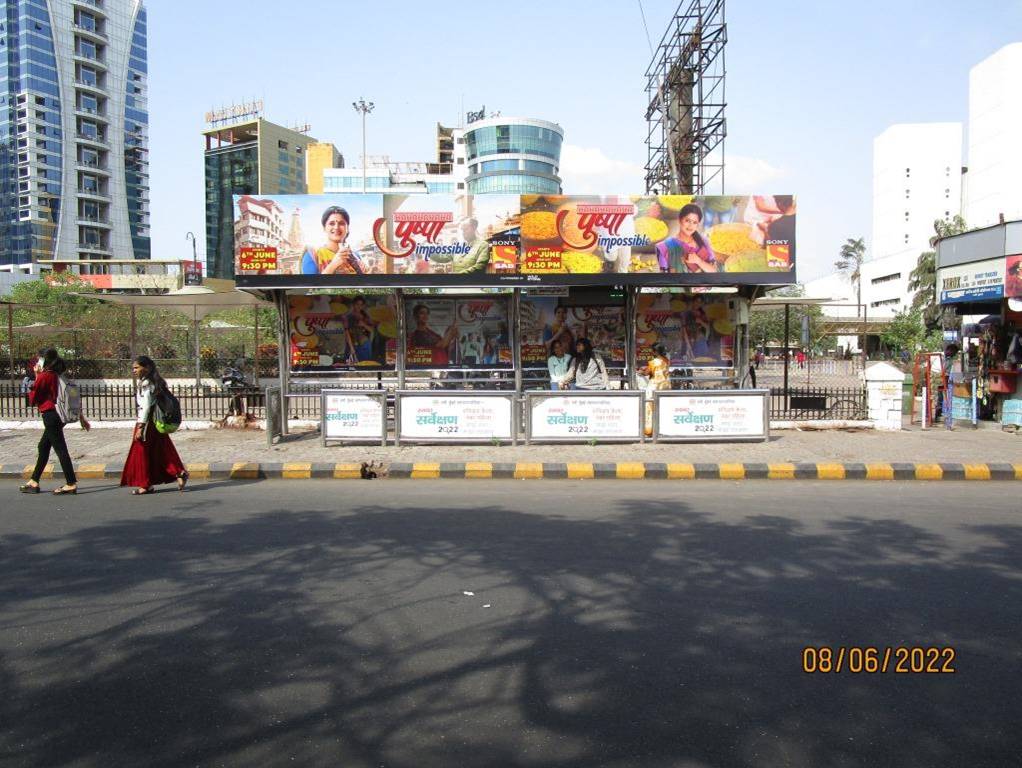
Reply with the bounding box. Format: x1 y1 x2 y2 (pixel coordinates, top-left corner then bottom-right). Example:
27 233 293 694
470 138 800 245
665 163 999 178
644 0 727 195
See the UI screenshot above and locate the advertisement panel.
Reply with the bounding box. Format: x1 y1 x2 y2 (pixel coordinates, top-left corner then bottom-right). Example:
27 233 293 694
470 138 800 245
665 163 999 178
938 257 1005 303
233 194 795 286
1007 254 1022 299
397 393 514 441
519 297 626 367
654 391 768 441
322 392 385 442
405 297 511 369
635 293 734 367
288 293 397 371
527 393 642 441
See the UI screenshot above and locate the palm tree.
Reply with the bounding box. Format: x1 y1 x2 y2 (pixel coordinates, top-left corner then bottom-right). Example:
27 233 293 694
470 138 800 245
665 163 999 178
835 237 866 354
909 215 968 330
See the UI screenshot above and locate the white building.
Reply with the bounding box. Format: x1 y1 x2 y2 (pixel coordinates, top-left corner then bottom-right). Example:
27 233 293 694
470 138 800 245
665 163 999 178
0 0 149 274
965 43 1022 229
863 122 963 318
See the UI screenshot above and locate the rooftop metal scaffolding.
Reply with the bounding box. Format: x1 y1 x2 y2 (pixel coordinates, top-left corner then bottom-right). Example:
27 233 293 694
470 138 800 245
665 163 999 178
644 0 727 195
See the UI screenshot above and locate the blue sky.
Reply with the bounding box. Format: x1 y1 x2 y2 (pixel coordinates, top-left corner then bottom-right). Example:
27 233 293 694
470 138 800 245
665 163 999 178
147 0 1022 282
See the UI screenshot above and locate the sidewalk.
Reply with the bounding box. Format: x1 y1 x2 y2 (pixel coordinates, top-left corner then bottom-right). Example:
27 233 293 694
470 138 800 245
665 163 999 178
2 421 1019 480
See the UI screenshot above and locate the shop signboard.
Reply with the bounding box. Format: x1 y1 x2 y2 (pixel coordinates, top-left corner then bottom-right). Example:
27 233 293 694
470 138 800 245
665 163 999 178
938 257 1005 304
525 391 643 443
288 293 397 372
404 296 511 369
233 194 796 286
653 390 769 442
519 297 626 368
321 391 387 445
395 392 515 443
635 293 734 367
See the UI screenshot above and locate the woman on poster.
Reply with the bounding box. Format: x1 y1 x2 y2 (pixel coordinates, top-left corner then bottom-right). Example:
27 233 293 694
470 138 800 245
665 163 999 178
543 306 577 355
409 304 458 366
301 206 365 275
120 356 188 495
656 203 718 274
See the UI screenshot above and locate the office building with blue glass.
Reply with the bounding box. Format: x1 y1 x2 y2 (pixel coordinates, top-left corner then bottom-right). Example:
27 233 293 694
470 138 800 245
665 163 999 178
0 0 149 274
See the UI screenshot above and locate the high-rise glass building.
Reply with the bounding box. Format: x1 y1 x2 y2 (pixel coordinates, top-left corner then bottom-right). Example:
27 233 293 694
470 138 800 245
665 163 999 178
0 0 149 274
461 116 562 195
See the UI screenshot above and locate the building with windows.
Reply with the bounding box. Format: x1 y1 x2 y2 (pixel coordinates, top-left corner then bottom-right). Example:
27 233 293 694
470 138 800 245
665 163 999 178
461 116 562 195
0 0 149 275
863 122 962 318
305 142 343 194
965 43 1022 229
203 117 317 279
318 115 563 197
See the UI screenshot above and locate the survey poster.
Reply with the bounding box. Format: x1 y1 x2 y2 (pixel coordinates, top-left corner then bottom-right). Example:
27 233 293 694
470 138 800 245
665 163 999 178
323 393 384 441
398 394 514 441
529 394 642 440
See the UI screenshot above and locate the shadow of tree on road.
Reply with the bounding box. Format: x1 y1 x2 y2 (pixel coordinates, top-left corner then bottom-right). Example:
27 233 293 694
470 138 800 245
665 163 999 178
0 497 1019 767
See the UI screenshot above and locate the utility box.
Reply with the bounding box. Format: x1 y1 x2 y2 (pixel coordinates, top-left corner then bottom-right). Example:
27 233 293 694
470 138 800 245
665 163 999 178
865 362 905 431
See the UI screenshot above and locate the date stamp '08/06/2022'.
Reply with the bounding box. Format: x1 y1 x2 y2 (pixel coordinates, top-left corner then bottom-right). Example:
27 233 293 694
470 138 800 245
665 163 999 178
802 647 956 674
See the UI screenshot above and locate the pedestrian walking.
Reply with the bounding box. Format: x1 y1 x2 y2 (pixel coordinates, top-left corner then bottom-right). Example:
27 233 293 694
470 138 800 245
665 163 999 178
19 348 90 495
120 355 188 495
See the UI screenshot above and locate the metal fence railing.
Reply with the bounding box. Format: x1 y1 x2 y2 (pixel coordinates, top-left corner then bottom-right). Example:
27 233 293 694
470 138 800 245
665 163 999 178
769 386 867 421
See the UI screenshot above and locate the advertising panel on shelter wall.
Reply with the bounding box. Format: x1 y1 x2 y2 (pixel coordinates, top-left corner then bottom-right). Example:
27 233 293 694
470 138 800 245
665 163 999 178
288 293 397 371
1006 254 1022 298
519 297 626 367
404 297 512 369
635 293 734 367
234 194 795 286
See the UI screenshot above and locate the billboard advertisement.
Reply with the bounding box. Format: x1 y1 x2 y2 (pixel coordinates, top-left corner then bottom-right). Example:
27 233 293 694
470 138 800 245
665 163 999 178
519 297 626 368
288 293 398 371
234 194 795 286
1007 254 1022 299
635 293 734 367
404 296 511 369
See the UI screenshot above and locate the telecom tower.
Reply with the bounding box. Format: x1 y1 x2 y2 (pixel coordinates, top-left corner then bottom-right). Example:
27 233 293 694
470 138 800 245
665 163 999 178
644 0 727 195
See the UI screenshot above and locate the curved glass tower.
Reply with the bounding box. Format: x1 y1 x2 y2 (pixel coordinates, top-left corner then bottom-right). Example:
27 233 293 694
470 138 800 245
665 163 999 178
461 116 562 195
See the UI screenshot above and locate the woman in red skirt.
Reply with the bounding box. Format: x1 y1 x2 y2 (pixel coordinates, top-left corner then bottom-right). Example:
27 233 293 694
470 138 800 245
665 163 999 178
120 355 188 495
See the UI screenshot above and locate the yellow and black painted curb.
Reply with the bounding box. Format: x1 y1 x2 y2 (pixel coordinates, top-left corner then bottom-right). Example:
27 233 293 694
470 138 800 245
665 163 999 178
3 461 1022 481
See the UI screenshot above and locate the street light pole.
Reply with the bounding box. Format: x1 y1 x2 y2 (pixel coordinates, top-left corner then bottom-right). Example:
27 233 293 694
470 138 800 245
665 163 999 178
352 97 375 193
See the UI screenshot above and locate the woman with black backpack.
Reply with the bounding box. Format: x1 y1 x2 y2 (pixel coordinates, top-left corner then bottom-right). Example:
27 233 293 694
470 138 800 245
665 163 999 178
19 348 90 495
120 355 188 495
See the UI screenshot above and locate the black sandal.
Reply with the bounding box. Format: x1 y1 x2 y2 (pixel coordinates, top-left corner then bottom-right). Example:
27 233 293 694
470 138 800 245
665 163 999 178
176 471 189 492
131 487 155 495
19 483 40 494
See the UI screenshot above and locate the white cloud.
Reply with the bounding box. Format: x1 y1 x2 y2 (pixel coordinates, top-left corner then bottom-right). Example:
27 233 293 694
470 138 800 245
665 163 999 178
720 154 785 194
558 144 645 195
558 144 785 196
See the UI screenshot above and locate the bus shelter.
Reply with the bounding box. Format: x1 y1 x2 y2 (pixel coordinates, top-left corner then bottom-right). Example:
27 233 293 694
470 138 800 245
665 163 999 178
234 193 797 443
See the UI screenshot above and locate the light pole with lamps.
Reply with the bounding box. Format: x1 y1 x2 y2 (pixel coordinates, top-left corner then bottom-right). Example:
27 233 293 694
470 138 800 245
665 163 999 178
352 97 374 193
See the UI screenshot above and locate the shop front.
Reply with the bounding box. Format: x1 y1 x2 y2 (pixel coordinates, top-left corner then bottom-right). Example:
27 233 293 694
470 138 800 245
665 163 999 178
936 220 1022 430
233 193 797 443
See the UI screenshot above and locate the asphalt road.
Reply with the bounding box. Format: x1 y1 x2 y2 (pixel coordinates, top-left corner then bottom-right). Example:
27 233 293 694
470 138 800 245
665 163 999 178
1 480 1020 768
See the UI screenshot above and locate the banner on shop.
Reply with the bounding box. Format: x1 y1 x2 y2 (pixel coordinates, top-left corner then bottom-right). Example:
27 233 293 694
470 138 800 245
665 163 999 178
938 258 1005 304
288 293 397 371
396 393 515 442
233 194 796 286
526 392 643 442
653 390 769 442
321 391 386 444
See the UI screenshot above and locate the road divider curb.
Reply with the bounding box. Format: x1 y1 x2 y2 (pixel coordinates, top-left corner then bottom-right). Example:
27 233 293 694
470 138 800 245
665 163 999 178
4 462 1022 481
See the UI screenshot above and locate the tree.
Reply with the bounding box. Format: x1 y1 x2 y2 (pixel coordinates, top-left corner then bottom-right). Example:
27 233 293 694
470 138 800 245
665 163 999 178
909 215 968 331
749 285 825 352
880 308 947 361
835 237 866 353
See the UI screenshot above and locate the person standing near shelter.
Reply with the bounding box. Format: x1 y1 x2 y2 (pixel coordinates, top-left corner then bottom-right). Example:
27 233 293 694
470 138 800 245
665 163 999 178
120 356 188 495
20 348 89 495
